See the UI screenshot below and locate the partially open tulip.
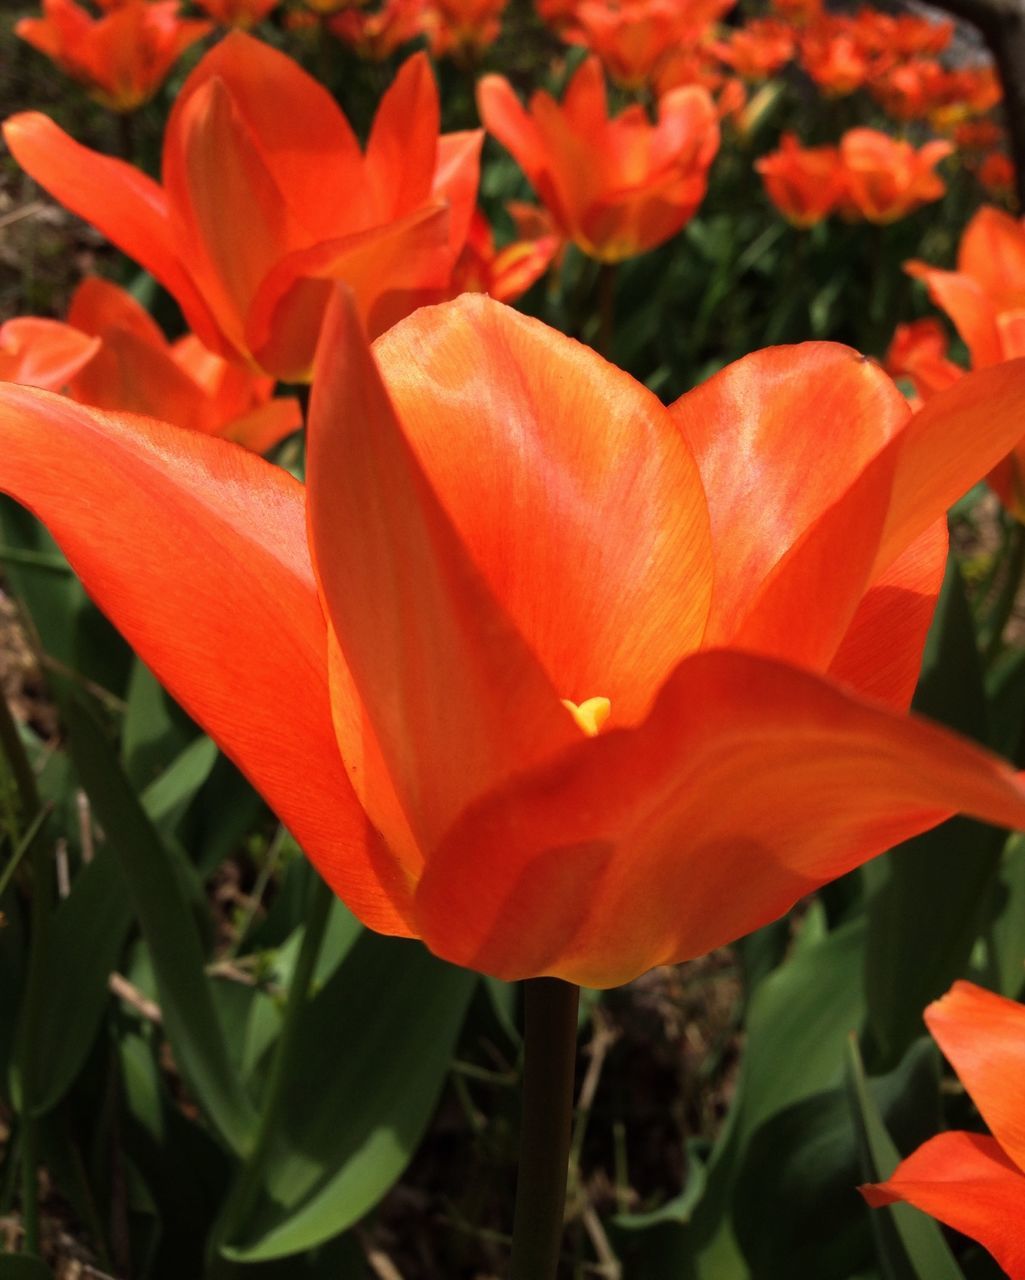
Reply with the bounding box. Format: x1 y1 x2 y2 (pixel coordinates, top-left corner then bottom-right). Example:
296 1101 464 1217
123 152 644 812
4 294 1025 985
422 0 505 59
838 128 952 223
863 982 1025 1279
329 0 425 59
15 0 211 111
1 280 300 452
569 0 731 91
445 208 559 302
798 27 871 97
755 133 845 227
904 206 1025 515
4 34 481 380
478 57 719 262
884 318 962 402
712 18 794 81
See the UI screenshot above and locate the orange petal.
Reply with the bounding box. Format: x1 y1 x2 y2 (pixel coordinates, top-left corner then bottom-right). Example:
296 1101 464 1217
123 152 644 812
219 396 302 451
67 276 167 348
2 114 226 359
906 263 1004 368
958 205 1025 298
163 74 295 357
372 292 714 724
433 129 484 256
477 74 550 198
827 518 948 709
862 1132 1025 1279
0 382 414 934
925 981 1025 1173
669 343 909 653
166 31 367 244
0 318 99 390
877 358 1025 572
415 649 1025 985
246 202 453 381
306 288 578 853
364 52 440 218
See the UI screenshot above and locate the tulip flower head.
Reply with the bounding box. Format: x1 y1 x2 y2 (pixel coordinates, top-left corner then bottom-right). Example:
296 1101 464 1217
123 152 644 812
838 128 952 223
422 0 506 59
755 133 845 227
863 982 1025 1279
446 208 559 302
15 0 211 111
478 57 719 262
570 0 732 92
4 293 1025 986
3 35 482 381
0 318 100 391
329 0 426 59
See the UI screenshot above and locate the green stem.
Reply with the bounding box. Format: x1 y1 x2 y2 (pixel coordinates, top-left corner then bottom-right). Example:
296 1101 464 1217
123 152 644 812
0 694 48 1258
210 873 335 1265
597 263 617 359
984 518 1025 664
509 978 579 1280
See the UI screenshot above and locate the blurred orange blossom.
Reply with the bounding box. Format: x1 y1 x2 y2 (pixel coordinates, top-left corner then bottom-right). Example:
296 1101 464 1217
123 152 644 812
3 34 481 381
863 982 1025 1279
478 57 719 262
15 0 211 111
4 295 1025 984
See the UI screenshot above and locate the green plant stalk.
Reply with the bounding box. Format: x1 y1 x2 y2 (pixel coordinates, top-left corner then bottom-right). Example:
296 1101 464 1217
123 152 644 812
509 978 579 1280
0 692 49 1257
210 872 335 1264
984 517 1025 664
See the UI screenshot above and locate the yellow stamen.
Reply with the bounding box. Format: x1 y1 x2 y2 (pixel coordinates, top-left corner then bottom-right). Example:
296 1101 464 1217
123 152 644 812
561 696 611 737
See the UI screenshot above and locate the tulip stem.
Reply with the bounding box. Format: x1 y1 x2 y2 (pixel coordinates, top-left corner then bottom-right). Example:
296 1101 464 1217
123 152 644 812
0 693 48 1258
597 263 617 359
509 978 579 1280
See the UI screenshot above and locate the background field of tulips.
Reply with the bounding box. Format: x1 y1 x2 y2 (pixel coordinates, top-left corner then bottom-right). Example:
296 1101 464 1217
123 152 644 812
2 0 1025 1274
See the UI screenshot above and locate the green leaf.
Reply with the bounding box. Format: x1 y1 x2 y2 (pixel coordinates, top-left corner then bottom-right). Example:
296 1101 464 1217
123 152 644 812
865 558 1003 1069
140 734 218 835
983 834 1025 998
845 1037 966 1280
122 660 196 788
688 909 868 1276
65 696 256 1155
0 1257 54 1278
224 935 475 1260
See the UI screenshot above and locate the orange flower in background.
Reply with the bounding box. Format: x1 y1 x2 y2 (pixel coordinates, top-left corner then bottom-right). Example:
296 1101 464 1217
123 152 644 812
422 0 505 59
838 128 952 223
4 34 481 381
4 293 1025 984
978 152 1016 200
478 57 719 262
15 0 211 111
755 133 845 227
798 24 871 96
1 279 301 452
884 318 962 402
713 18 794 80
771 0 821 28
329 0 425 59
863 982 1025 1279
571 0 732 90
869 59 947 122
953 119 1005 152
0 318 100 391
445 208 559 302
194 0 279 27
905 206 1025 516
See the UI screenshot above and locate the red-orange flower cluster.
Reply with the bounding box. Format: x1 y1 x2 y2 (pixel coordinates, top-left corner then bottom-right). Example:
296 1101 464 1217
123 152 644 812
757 129 951 226
4 34 482 381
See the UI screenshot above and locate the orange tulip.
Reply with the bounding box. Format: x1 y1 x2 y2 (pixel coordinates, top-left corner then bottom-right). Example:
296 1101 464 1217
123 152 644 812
978 151 1016 201
904 207 1025 516
422 0 505 58
15 0 211 112
194 0 279 27
570 0 731 91
478 57 719 262
883 318 962 402
1 279 301 451
863 982 1025 1279
4 34 481 381
798 27 871 97
713 18 794 81
4 292 1025 985
838 128 952 223
755 133 845 227
329 0 425 59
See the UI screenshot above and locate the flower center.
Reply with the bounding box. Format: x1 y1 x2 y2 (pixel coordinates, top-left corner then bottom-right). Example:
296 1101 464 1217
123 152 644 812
561 696 611 737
